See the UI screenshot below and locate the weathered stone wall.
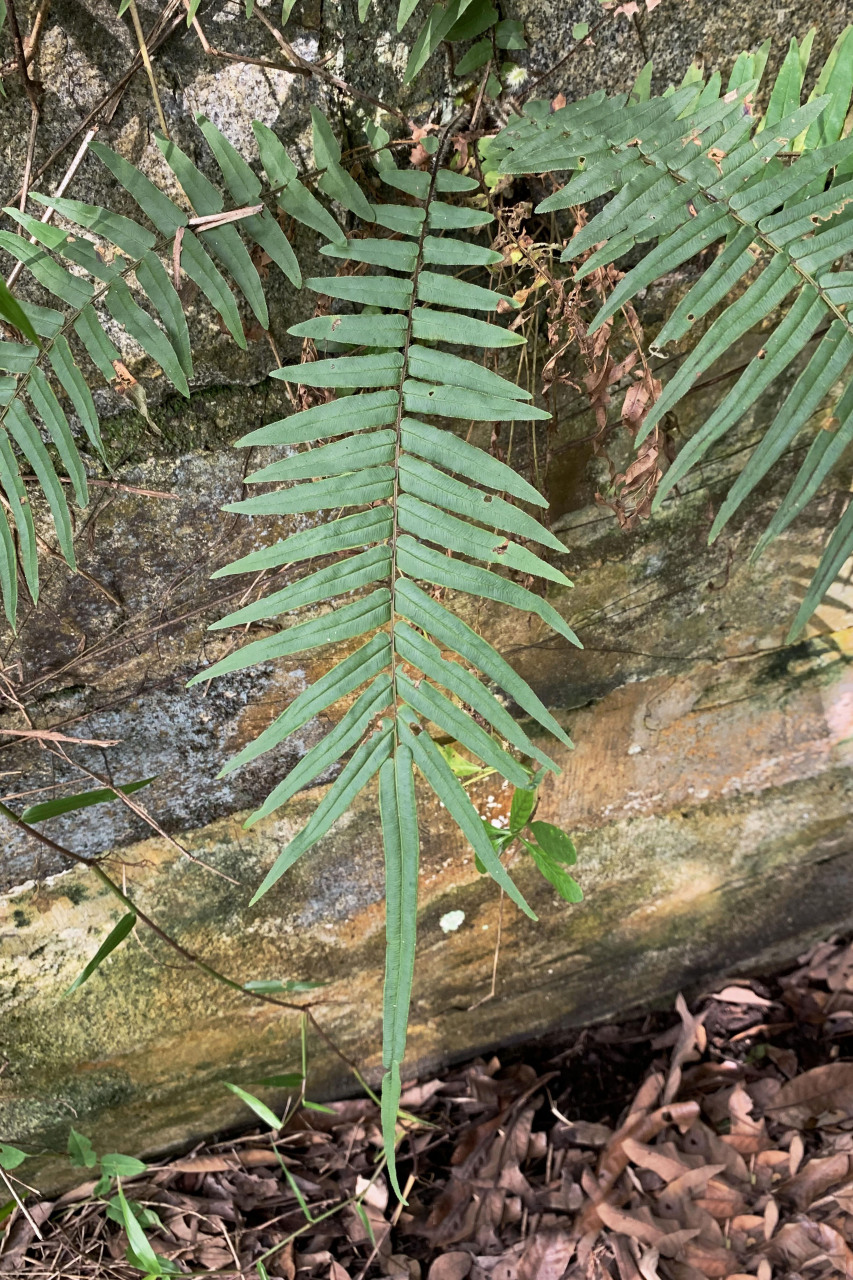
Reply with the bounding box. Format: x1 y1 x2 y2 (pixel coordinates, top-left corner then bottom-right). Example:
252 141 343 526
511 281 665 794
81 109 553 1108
1 0 853 1186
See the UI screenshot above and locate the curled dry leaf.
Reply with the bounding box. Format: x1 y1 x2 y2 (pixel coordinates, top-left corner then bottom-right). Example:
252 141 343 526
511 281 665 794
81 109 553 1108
767 1062 853 1128
778 1152 853 1210
621 1137 692 1183
766 1218 853 1272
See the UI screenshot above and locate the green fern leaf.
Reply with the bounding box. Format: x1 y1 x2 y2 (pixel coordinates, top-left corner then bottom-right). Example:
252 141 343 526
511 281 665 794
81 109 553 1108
0 115 353 627
496 62 853 632
198 142 581 1195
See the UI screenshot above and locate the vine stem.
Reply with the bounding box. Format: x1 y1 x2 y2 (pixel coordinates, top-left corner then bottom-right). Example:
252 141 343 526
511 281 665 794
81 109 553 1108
0 800 381 1103
5 0 41 110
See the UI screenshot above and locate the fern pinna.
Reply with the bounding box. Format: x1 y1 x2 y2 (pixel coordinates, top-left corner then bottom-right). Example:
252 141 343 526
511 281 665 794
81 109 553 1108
495 27 853 637
190 138 579 1194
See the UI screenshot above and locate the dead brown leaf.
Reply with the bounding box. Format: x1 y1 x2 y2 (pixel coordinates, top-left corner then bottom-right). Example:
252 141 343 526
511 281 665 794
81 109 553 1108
708 987 774 1009
517 1230 576 1280
767 1061 853 1128
779 1152 853 1210
427 1252 473 1280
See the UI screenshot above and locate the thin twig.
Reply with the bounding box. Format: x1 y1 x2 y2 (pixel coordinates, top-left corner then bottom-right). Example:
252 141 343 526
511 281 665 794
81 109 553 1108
0 800 381 1101
125 0 171 138
250 4 408 121
0 1165 44 1243
6 128 97 288
18 100 40 211
0 0 50 77
0 798 306 1008
21 474 179 499
23 0 51 63
0 727 119 745
5 0 184 208
468 886 505 1011
50 743 242 886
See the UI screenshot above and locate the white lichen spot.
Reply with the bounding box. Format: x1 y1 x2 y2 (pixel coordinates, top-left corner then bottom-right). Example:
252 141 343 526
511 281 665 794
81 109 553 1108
627 743 643 755
439 910 465 934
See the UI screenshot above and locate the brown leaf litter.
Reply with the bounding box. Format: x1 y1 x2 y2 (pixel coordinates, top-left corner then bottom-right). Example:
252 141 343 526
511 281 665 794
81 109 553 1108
6 934 853 1278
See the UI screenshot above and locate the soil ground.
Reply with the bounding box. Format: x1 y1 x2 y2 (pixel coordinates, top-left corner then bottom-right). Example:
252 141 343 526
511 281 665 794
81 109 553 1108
5 935 853 1279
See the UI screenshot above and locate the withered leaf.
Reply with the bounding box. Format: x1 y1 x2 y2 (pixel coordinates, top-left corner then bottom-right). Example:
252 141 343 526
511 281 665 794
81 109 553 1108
427 1252 473 1280
778 1151 853 1210
517 1231 576 1280
767 1061 853 1128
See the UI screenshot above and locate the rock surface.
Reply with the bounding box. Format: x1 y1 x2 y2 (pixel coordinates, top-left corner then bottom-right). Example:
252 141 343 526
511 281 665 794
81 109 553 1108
1 0 853 1186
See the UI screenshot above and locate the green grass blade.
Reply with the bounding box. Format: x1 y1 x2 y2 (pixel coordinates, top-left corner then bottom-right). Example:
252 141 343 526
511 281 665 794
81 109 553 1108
312 107 375 222
304 274 413 309
407 344 530 400
28 193 156 257
398 671 530 786
105 279 190 397
210 546 391 628
179 230 246 348
91 141 187 235
136 251 193 380
653 288 825 501
224 466 394 515
394 621 558 770
49 335 104 457
5 401 75 566
243 677 392 824
236 390 398 447
74 306 121 382
272 352 403 389
403 378 549 421
415 270 514 312
711 322 853 541
245 431 396 484
399 453 565 551
397 536 580 647
22 778 154 823
66 912 136 995
288 313 407 348
402 417 545 505
397 493 570 584
28 366 89 506
397 712 535 917
411 308 524 348
379 743 419 1201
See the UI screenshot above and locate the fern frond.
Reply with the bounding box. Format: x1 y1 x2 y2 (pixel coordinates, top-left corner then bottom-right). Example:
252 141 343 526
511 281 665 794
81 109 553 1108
202 141 579 1195
496 34 853 635
0 110 354 627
